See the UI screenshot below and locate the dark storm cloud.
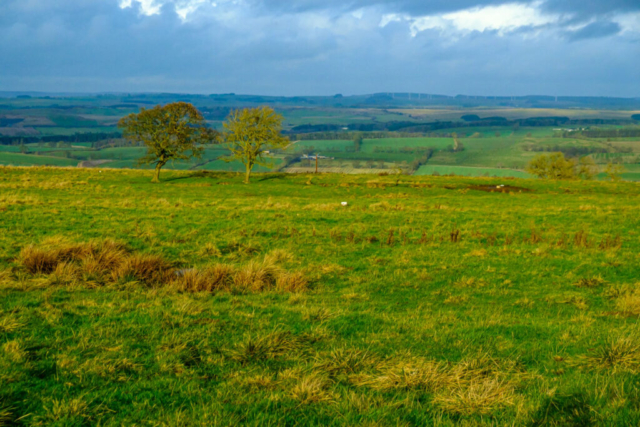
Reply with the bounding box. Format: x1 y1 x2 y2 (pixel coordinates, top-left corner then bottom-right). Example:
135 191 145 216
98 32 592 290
0 0 638 96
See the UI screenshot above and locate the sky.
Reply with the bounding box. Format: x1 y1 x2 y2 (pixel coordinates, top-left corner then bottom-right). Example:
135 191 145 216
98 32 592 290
0 0 639 97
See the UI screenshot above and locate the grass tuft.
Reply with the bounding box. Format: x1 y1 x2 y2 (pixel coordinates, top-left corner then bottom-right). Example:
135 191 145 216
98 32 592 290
352 360 445 392
290 375 334 405
615 289 640 316
233 258 281 292
40 397 91 424
315 347 376 377
276 271 308 292
579 337 640 372
230 331 300 364
173 264 235 292
432 378 516 416
19 245 60 274
0 315 23 334
0 402 12 427
112 253 174 284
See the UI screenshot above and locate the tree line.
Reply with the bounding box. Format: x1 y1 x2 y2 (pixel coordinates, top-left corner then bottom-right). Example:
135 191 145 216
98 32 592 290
560 128 640 139
289 117 635 135
0 132 122 146
290 130 464 141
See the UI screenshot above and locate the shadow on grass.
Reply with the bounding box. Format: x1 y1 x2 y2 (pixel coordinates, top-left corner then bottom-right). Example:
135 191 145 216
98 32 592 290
259 173 288 182
164 171 234 182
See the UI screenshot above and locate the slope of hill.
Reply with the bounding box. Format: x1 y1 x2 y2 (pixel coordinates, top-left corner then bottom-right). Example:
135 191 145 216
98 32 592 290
1 167 639 424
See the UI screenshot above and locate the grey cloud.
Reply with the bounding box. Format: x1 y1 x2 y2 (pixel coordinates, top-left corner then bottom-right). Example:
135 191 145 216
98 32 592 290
541 0 640 18
249 0 514 16
566 21 622 41
0 0 638 96
250 0 640 22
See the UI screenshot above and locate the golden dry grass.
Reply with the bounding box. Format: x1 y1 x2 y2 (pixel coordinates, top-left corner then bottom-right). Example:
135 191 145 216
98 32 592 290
432 378 517 416
173 264 235 292
232 258 281 292
111 253 174 284
230 331 301 364
17 240 309 294
275 271 308 292
615 288 640 316
18 246 60 274
351 354 526 416
290 375 335 405
0 315 23 334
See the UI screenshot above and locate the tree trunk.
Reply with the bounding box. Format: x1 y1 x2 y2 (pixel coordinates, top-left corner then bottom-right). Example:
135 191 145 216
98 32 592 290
152 162 165 183
244 163 252 184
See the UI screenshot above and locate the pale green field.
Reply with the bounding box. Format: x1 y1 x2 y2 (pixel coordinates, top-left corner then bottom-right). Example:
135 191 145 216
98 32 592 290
415 165 531 178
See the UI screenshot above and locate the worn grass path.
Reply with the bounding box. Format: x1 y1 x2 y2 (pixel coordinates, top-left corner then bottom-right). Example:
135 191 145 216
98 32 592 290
1 166 640 425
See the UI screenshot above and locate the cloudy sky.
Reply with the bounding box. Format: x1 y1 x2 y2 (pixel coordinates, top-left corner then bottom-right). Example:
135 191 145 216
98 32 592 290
1 0 639 96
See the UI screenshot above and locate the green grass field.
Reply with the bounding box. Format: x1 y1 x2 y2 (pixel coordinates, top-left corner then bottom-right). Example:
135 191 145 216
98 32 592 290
415 165 531 178
0 152 78 167
1 167 640 425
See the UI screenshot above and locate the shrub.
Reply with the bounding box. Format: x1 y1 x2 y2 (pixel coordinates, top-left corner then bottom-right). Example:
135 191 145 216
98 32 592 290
526 153 598 180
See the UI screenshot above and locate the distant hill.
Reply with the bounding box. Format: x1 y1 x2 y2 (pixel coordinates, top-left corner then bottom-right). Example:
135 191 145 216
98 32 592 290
1 91 639 110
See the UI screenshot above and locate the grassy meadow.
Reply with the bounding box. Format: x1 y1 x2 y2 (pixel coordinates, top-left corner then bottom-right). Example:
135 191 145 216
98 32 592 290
1 166 640 425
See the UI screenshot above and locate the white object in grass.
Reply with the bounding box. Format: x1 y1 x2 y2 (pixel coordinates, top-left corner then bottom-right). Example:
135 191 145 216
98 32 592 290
341 202 348 206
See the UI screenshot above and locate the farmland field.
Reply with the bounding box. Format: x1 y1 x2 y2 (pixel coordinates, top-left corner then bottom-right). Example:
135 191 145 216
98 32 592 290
2 166 640 425
414 165 531 178
1 94 640 180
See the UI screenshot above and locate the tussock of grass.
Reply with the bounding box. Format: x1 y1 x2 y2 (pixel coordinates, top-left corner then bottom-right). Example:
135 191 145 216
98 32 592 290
17 241 308 294
578 337 640 373
432 378 517 416
174 264 235 292
0 315 23 334
264 248 294 264
290 375 334 404
19 246 60 274
2 340 26 363
19 239 131 277
314 348 377 377
351 360 445 392
233 259 280 292
197 242 222 257
40 397 92 424
240 373 278 391
276 271 308 292
615 288 640 316
112 253 174 284
230 331 302 364
352 354 526 416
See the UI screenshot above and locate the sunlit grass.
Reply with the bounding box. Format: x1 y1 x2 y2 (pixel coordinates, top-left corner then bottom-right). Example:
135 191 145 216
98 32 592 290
1 166 640 424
